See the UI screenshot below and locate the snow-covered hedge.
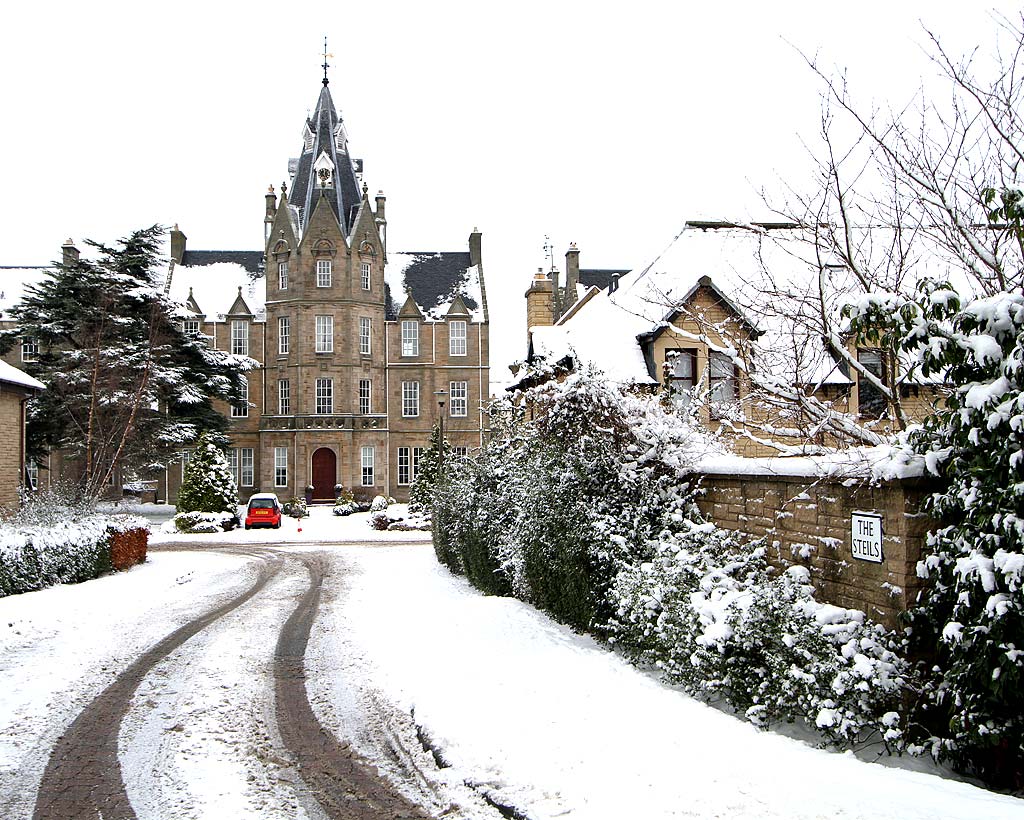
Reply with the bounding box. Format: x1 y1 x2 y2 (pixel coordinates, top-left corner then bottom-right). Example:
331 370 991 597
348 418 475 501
424 366 913 748
610 527 910 745
173 510 237 534
0 493 149 597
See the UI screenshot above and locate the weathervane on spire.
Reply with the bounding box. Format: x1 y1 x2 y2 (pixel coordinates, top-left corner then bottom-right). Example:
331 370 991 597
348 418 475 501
322 36 332 86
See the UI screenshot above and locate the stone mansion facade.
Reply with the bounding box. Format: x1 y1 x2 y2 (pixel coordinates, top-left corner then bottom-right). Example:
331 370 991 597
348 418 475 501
0 76 490 504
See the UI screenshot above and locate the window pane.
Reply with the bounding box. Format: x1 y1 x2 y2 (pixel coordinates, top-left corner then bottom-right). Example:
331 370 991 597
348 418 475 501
401 320 419 356
231 320 249 356
241 448 254 486
450 381 467 417
361 446 374 486
402 381 419 417
397 447 410 485
316 315 333 353
361 262 370 290
278 379 290 415
279 317 290 355
317 259 332 287
274 447 288 487
278 261 289 290
449 320 467 356
315 378 333 414
360 317 371 355
231 377 249 417
359 379 371 414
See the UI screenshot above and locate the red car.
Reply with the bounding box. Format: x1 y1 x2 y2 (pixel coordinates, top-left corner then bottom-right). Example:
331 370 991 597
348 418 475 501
244 493 282 529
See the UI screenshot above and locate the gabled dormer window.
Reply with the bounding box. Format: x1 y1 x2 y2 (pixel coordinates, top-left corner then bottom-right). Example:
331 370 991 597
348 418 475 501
278 261 289 290
230 320 249 356
401 319 419 356
449 320 467 356
361 261 371 290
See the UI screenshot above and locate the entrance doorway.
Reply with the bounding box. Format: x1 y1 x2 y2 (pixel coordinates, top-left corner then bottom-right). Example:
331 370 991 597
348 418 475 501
311 448 337 500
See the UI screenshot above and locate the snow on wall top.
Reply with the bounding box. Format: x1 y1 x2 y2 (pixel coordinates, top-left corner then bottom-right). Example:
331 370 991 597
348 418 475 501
693 444 927 482
167 262 264 322
0 358 44 391
385 252 485 322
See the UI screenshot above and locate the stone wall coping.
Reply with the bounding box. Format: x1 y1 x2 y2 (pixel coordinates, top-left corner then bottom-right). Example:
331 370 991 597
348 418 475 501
691 446 928 483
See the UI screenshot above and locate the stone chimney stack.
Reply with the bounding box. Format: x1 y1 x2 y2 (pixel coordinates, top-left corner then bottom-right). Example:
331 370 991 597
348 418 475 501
61 238 79 267
170 225 187 265
564 242 580 308
376 191 388 254
525 268 555 345
469 227 482 269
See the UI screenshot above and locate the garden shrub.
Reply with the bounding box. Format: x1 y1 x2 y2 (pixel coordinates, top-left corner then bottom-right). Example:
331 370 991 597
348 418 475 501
174 510 235 534
176 432 238 517
0 488 149 596
426 363 913 750
109 526 148 570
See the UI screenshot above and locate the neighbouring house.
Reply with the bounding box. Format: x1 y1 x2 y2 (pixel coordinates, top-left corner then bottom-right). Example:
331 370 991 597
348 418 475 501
519 222 944 455
0 72 489 503
0 359 43 511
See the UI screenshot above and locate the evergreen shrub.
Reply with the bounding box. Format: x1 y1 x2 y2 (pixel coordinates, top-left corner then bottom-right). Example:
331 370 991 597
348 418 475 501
176 432 238 524
0 488 148 596
424 364 913 749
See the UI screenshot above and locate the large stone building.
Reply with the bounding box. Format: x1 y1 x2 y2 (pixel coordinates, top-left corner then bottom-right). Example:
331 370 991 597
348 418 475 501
0 74 489 504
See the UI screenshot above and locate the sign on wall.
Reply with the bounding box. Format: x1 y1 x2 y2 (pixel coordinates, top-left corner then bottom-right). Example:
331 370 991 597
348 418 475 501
851 511 884 563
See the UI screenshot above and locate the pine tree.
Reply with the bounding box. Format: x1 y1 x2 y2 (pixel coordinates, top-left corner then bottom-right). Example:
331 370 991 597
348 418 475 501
409 423 452 513
176 432 238 515
0 226 254 498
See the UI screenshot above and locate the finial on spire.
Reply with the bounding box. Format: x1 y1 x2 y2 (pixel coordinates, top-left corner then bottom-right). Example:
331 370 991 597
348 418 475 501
322 36 331 86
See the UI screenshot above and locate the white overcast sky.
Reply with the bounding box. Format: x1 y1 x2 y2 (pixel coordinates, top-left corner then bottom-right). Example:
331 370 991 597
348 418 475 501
1 1 1018 384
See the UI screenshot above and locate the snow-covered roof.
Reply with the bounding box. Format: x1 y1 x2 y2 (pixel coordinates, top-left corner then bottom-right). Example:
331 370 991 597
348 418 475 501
0 359 44 392
531 222 961 390
0 267 53 321
166 262 265 322
385 252 485 322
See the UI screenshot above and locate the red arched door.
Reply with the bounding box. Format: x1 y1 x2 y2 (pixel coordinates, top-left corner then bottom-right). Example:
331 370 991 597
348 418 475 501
311 448 337 500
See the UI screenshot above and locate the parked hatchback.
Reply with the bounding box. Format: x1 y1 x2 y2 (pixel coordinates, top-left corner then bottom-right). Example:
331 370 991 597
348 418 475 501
244 493 282 530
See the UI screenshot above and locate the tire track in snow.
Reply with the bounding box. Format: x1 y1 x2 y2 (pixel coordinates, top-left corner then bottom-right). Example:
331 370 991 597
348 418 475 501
32 548 281 820
274 553 431 820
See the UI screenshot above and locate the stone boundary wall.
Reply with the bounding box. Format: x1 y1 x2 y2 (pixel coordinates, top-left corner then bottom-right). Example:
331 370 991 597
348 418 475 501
693 466 938 628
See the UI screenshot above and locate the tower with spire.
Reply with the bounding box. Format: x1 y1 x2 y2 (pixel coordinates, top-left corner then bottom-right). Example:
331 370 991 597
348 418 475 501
157 56 489 504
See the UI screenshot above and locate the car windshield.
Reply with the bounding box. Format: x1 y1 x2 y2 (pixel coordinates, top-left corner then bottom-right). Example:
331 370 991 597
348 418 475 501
250 499 275 509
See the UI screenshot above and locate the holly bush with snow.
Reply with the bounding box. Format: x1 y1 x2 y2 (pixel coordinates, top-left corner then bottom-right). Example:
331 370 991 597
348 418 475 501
423 365 911 746
847 280 1024 784
175 432 238 532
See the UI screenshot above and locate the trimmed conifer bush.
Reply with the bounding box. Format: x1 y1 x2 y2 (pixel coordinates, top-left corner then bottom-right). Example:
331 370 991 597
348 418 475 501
175 432 238 531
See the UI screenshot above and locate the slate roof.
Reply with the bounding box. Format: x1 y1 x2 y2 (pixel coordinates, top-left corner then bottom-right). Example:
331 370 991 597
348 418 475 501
181 250 264 275
288 84 363 236
579 268 630 291
385 252 486 322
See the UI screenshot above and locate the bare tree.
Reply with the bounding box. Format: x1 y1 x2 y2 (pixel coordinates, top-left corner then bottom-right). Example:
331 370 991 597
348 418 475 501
713 15 1024 453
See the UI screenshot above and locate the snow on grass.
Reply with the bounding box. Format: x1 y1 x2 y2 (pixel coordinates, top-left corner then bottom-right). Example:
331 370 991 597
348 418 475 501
0 550 256 817
332 545 1024 820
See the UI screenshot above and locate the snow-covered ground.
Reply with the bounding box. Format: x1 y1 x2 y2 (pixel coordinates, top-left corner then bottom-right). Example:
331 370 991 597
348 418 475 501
1 510 1022 819
0 550 260 818
328 544 1024 820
